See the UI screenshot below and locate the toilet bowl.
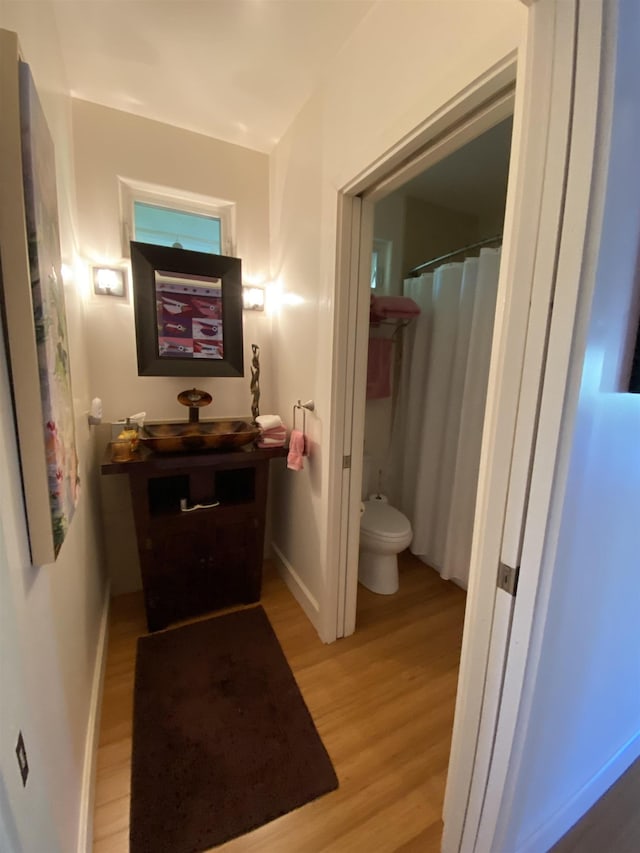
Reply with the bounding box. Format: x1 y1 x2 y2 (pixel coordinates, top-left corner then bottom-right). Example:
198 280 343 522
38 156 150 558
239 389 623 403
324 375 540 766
359 498 413 594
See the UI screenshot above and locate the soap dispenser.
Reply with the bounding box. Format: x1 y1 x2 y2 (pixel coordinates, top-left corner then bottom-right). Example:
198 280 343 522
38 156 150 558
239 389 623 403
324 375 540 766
117 417 139 453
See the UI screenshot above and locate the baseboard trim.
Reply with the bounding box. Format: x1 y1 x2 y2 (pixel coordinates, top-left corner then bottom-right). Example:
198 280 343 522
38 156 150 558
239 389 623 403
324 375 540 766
271 542 321 635
76 584 110 853
518 731 640 853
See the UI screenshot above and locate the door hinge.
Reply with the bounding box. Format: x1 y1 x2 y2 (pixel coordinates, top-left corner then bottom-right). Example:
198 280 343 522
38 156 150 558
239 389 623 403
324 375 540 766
497 562 520 596
343 455 351 469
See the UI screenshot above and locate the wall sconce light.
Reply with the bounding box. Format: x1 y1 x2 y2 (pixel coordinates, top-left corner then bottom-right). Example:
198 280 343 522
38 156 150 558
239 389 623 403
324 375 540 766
92 266 126 297
242 286 265 311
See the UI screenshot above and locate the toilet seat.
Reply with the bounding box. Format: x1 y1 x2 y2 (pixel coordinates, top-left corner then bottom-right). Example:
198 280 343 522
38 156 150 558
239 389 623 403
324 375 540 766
360 501 412 543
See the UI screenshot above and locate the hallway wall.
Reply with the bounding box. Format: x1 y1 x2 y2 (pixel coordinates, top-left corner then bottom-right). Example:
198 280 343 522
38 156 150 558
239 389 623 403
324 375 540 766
0 6 108 852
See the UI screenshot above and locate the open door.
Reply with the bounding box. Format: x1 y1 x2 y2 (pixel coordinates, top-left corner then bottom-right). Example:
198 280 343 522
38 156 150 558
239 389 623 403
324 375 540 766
444 1 584 847
467 1 609 849
330 194 370 639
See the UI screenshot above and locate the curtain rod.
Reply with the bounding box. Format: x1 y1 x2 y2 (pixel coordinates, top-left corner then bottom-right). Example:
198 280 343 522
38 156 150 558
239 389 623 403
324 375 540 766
407 234 503 277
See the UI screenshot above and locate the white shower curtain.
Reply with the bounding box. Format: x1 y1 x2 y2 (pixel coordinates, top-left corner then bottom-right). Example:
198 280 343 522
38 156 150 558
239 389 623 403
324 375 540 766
388 248 501 588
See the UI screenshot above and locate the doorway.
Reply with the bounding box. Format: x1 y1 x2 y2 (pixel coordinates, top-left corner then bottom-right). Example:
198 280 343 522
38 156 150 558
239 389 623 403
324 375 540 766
332 81 517 644
361 116 513 601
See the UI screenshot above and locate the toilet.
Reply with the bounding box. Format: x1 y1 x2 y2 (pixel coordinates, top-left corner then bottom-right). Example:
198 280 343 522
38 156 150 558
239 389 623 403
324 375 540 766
358 456 413 594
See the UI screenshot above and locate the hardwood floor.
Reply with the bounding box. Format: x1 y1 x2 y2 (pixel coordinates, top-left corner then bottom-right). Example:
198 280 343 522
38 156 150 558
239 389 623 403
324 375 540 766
92 551 467 852
550 757 640 853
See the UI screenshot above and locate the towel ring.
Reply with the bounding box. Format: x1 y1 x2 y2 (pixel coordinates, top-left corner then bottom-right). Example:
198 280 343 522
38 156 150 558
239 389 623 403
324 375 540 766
292 399 315 436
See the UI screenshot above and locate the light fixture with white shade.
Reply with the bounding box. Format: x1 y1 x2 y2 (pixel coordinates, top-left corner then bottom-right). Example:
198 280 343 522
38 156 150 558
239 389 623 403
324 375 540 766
242 285 265 311
92 266 126 297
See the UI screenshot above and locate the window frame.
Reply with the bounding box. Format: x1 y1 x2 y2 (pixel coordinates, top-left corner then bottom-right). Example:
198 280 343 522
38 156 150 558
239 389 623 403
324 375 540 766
370 237 392 291
119 177 236 259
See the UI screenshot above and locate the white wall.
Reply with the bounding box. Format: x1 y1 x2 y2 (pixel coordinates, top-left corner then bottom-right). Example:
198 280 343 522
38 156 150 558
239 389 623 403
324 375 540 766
373 192 406 295
72 100 272 593
269 0 524 635
73 98 272 425
499 1 640 848
401 196 479 276
0 5 108 852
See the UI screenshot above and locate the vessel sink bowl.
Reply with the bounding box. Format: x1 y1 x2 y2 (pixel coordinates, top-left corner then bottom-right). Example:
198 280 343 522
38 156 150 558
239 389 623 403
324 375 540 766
140 420 260 453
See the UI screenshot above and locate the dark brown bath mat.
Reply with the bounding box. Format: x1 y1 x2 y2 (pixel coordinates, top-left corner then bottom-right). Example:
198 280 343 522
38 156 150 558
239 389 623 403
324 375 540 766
130 605 338 853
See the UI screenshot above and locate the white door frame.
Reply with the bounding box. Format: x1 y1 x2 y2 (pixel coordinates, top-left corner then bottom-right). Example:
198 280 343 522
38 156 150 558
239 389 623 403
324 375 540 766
475 2 609 850
327 0 595 849
450 1 583 849
328 60 518 643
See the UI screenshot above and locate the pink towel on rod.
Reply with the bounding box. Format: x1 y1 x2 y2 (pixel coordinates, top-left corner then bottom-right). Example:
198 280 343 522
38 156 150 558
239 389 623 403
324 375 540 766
370 295 420 321
287 429 305 470
366 337 393 400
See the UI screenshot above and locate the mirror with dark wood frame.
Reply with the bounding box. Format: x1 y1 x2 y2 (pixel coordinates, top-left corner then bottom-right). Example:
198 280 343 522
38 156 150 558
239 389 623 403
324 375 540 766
131 241 244 378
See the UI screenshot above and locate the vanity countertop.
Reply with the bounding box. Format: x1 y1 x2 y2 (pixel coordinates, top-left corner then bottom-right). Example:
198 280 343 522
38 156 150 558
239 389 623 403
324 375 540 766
101 442 288 475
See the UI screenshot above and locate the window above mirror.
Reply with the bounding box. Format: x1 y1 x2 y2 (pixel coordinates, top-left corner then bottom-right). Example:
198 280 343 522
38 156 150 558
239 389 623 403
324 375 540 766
119 177 236 258
134 201 222 254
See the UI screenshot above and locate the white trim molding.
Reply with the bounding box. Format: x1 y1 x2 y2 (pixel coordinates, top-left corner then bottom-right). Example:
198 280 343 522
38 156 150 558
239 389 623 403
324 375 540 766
76 587 110 853
271 543 322 639
517 734 640 853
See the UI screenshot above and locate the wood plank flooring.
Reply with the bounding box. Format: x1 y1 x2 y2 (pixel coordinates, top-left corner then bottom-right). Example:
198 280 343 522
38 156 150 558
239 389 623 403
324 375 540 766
92 551 467 852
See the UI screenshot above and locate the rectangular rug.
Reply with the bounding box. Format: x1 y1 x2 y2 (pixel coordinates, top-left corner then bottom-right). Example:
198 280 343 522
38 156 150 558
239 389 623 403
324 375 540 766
130 605 338 853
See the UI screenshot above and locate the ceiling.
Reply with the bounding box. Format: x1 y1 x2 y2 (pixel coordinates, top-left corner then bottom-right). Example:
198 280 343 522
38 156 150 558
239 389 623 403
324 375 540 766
390 117 514 221
49 1 512 213
51 0 375 153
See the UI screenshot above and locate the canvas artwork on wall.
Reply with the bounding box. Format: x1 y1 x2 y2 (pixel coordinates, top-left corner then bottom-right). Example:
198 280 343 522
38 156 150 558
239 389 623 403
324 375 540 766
18 61 80 556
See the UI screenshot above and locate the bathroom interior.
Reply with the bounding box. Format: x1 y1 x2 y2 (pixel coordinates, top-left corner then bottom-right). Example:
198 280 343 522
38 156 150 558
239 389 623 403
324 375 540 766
4 3 639 851
357 115 513 609
96 113 516 629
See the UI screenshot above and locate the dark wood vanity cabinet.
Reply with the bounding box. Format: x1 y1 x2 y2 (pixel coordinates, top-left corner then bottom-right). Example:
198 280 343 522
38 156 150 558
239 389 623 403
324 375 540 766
102 445 285 632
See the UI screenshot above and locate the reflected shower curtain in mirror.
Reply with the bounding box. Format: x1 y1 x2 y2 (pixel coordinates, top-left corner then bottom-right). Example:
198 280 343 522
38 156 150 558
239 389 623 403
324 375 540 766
388 248 501 588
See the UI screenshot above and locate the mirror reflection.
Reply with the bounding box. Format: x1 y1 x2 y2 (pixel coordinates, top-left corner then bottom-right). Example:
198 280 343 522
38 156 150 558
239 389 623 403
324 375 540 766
155 271 224 360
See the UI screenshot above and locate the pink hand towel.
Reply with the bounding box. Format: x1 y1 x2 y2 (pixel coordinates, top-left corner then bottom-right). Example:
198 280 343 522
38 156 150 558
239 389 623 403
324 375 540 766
262 424 286 433
287 429 305 471
257 436 287 447
256 424 287 447
366 337 393 399
260 426 287 440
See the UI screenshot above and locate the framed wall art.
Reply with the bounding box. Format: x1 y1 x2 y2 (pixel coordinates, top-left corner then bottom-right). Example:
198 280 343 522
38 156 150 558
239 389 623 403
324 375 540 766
0 30 80 564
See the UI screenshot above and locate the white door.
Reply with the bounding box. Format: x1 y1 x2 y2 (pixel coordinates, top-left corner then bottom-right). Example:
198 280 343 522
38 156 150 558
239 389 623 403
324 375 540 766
444 1 583 847
469 1 608 849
